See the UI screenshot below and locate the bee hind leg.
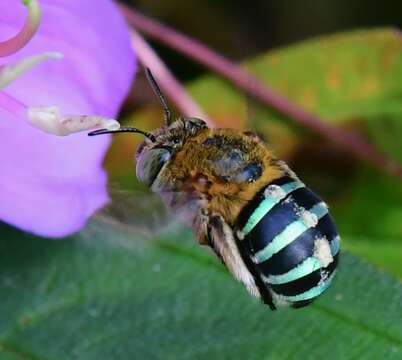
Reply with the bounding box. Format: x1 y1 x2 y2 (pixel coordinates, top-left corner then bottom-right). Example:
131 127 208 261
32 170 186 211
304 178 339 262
205 214 261 299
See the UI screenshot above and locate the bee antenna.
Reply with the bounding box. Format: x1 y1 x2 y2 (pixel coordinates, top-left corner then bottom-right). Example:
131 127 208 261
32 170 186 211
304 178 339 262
145 68 172 126
88 127 156 142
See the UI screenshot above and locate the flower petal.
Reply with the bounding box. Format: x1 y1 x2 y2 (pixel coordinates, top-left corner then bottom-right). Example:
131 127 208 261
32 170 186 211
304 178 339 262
0 0 136 237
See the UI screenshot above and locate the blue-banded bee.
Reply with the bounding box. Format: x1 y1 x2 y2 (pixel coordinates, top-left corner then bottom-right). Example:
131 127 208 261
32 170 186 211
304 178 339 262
89 69 340 310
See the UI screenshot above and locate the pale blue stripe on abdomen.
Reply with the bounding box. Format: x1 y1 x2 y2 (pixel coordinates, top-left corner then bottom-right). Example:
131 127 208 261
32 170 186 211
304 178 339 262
236 176 340 309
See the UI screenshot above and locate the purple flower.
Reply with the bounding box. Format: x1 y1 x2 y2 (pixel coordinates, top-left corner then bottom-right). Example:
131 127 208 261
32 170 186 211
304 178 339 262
0 0 135 237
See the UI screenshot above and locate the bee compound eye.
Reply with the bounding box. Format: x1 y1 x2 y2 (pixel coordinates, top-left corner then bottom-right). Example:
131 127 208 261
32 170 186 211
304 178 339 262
135 148 171 187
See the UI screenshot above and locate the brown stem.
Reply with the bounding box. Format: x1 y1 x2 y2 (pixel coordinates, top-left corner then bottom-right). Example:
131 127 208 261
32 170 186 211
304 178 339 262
119 3 402 180
129 28 214 126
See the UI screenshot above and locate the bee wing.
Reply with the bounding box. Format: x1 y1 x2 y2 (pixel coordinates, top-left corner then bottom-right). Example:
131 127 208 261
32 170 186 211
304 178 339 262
80 187 183 250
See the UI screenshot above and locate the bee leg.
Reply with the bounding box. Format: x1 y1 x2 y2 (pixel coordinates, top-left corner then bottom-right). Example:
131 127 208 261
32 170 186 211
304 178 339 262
206 214 261 299
192 207 211 246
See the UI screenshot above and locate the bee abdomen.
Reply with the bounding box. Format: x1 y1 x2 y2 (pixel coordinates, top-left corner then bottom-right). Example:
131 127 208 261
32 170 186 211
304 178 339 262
236 176 340 309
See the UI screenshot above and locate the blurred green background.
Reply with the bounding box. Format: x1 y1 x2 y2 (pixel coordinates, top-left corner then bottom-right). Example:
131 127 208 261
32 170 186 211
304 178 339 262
1 1 402 359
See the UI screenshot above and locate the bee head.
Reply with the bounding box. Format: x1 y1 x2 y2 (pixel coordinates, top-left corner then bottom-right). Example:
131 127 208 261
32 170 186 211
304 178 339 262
135 117 207 187
88 68 207 188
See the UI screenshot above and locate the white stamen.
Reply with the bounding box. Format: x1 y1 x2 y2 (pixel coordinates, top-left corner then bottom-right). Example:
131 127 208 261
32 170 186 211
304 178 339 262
0 52 63 89
27 106 120 136
313 238 333 267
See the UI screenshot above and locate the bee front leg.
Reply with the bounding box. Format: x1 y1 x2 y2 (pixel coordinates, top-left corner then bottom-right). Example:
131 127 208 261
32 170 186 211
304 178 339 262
204 214 261 299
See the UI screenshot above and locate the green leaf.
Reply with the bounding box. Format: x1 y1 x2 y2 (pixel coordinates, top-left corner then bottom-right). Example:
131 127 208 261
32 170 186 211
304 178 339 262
251 29 402 120
0 223 401 359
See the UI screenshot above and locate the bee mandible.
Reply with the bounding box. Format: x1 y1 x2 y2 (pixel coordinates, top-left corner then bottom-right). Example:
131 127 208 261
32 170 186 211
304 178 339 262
89 69 340 310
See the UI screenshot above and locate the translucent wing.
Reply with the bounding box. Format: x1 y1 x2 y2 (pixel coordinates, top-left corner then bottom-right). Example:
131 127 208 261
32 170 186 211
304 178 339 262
79 187 184 250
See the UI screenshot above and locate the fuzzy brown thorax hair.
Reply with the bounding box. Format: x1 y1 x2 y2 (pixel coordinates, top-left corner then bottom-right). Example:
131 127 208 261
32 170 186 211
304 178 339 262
143 122 284 226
